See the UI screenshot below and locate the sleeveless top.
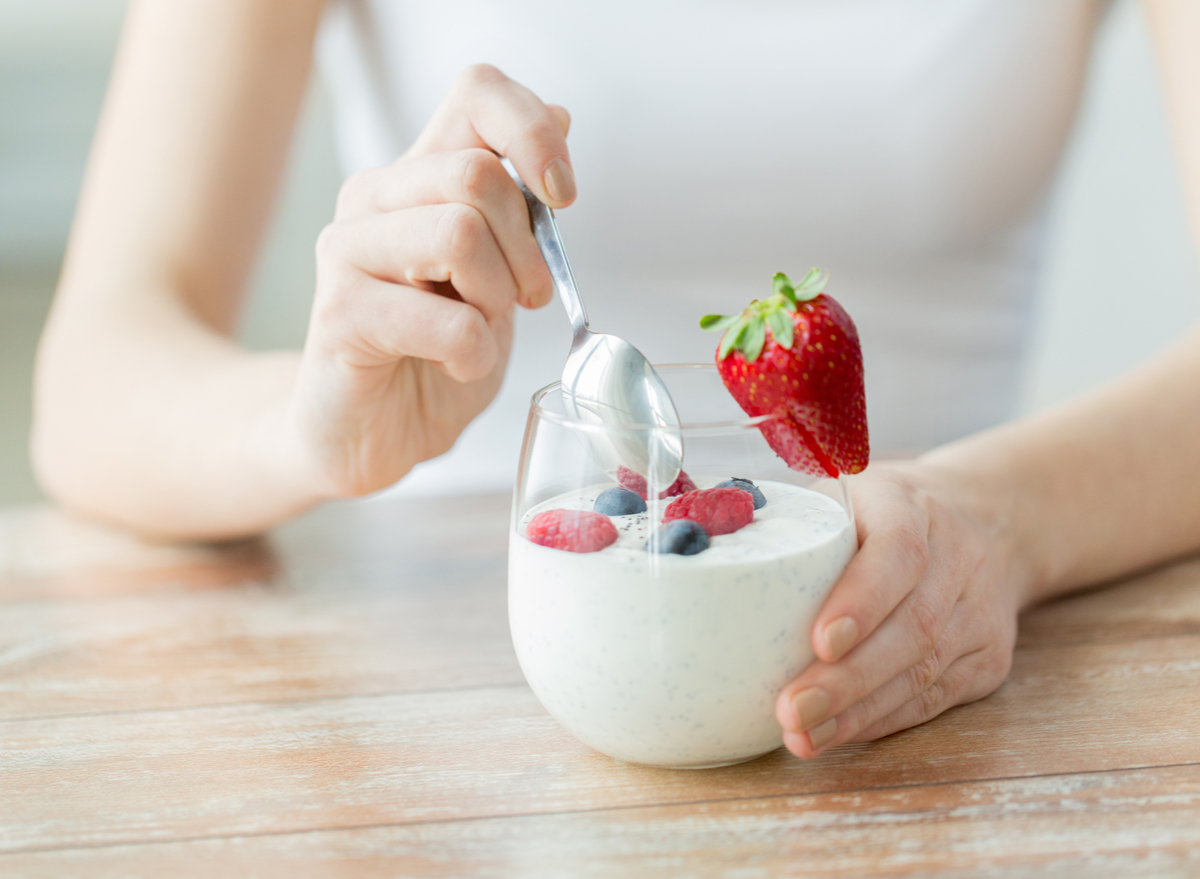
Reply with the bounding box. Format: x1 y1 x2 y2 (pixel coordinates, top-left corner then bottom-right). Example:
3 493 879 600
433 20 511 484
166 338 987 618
317 0 1105 496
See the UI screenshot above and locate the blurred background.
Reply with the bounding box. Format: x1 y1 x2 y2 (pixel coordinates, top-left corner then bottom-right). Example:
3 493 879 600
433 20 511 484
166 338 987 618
1 0 1197 506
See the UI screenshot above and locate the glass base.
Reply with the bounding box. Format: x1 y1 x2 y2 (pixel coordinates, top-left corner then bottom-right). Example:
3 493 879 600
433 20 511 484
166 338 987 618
608 746 777 771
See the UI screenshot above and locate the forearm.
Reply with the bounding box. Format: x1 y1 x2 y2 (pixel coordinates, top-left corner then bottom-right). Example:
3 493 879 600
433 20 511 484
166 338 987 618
37 0 569 539
28 0 330 540
921 325 1200 605
912 2 1200 603
776 333 1200 759
33 292 322 541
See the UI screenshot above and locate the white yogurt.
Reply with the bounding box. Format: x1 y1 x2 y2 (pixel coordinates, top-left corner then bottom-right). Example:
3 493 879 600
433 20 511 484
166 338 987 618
508 478 857 768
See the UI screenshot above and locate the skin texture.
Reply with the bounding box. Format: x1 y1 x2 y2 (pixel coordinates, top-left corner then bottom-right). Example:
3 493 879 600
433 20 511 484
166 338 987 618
770 0 1200 759
776 325 1200 756
768 0 1200 754
34 0 573 540
30 0 1200 755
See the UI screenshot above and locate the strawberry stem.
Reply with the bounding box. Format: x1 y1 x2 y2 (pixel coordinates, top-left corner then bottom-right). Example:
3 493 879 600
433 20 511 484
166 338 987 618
702 268 828 362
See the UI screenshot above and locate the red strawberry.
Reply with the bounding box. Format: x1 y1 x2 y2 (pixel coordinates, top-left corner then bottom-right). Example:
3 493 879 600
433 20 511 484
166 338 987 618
701 269 868 477
662 488 755 536
616 466 697 500
527 509 618 553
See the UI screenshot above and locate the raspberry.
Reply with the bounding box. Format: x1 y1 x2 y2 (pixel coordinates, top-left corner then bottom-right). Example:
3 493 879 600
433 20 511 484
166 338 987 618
527 509 618 553
616 466 697 500
662 487 755 536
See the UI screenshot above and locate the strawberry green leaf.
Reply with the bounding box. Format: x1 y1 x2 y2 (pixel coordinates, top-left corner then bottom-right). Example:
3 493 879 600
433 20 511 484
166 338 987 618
700 313 739 332
795 267 821 289
793 267 827 301
772 272 798 307
765 308 794 349
742 315 767 362
718 315 750 360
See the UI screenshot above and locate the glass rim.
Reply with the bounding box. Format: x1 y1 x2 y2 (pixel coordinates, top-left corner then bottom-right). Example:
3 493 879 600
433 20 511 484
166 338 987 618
528 362 776 434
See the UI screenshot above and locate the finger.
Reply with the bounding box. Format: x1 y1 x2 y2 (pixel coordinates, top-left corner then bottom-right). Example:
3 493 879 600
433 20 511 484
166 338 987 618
334 150 553 309
776 570 958 738
321 203 519 323
809 480 932 665
546 104 571 136
847 646 1012 745
782 603 976 758
408 64 575 207
313 271 498 383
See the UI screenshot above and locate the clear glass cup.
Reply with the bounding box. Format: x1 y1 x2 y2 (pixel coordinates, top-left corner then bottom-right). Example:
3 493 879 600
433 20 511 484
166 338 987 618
508 364 857 768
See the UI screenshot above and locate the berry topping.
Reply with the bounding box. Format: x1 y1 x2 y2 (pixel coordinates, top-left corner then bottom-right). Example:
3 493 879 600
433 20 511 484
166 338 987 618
527 509 618 553
702 269 869 477
593 487 647 516
649 519 711 555
715 477 767 510
616 466 697 500
662 487 755 536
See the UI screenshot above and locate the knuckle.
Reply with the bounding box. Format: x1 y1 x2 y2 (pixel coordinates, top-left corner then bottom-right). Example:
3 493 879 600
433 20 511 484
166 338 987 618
310 270 361 334
918 678 945 718
909 652 941 692
314 222 345 265
859 572 893 618
455 148 503 202
437 203 487 260
832 704 864 743
458 63 506 89
444 306 486 360
843 662 872 707
522 115 564 146
985 646 1014 684
880 470 921 507
514 247 553 306
528 271 554 307
888 521 931 576
550 103 571 133
908 591 944 655
335 170 371 217
922 491 952 530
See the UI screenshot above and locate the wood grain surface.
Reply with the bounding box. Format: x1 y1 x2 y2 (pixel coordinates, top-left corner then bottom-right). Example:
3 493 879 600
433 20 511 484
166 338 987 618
2 493 1198 877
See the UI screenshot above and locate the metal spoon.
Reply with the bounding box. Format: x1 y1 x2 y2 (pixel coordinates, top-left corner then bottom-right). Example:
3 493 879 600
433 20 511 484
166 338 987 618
501 157 683 490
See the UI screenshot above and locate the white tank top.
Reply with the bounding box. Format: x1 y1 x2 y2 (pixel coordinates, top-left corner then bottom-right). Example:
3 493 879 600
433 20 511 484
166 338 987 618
317 0 1105 496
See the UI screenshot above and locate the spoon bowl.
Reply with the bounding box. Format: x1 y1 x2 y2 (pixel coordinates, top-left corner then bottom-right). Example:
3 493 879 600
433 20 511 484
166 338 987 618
501 157 682 489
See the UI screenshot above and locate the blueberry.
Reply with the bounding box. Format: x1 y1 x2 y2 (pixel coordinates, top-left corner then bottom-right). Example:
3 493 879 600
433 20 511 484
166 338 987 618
649 519 710 555
594 487 647 516
715 477 766 510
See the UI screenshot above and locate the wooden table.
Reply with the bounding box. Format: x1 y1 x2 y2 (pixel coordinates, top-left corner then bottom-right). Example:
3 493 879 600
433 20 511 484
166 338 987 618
3 493 1200 878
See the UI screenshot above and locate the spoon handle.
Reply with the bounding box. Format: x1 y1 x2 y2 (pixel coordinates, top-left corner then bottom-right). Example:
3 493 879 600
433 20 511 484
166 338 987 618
500 157 589 339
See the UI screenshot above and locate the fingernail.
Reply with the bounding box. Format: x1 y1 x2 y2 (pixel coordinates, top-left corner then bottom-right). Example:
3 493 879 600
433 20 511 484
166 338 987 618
543 158 576 203
791 687 832 731
823 616 859 662
808 718 838 751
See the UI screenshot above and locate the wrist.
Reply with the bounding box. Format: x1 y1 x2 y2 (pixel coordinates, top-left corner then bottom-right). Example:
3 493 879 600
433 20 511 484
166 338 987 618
906 441 1054 610
275 350 431 503
251 398 336 507
243 352 339 512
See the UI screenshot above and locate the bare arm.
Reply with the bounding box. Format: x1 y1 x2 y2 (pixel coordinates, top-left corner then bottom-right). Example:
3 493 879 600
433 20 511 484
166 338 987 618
33 0 573 540
930 325 1200 601
1146 0 1200 248
983 0 1200 598
34 0 324 539
775 0 1200 757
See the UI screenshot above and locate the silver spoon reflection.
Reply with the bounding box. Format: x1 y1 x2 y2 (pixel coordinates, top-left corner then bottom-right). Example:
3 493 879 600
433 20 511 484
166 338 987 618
501 157 683 490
